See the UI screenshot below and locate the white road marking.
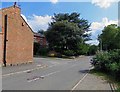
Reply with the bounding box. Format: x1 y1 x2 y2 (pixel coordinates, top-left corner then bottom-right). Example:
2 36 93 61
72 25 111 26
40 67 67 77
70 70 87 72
71 73 89 91
2 62 62 78
27 71 60 82
27 64 81 83
2 58 90 78
42 71 60 77
2 65 47 77
71 65 92 91
2 62 63 78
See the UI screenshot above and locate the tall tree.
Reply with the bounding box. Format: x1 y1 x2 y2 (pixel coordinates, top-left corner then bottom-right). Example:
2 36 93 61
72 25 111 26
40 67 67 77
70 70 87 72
52 12 90 34
98 24 119 50
46 12 90 55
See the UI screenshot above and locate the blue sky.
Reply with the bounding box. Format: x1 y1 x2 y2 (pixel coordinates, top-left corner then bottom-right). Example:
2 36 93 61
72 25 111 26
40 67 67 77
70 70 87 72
1 1 118 45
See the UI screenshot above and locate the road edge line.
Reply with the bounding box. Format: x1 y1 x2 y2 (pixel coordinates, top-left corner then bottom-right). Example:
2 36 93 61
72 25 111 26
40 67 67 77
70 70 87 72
71 72 89 91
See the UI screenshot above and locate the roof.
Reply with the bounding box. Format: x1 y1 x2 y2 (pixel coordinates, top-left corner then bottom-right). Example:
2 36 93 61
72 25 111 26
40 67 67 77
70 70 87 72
34 33 45 38
20 15 34 33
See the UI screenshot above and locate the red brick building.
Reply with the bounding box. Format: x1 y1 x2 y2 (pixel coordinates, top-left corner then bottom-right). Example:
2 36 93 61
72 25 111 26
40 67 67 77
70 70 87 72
34 33 47 46
0 32 3 66
0 4 34 66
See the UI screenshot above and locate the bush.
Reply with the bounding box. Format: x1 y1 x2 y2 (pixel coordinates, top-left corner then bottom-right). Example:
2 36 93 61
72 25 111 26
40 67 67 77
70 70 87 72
38 46 49 56
63 50 75 56
92 49 120 81
88 45 98 55
34 42 49 56
92 51 110 71
34 42 40 55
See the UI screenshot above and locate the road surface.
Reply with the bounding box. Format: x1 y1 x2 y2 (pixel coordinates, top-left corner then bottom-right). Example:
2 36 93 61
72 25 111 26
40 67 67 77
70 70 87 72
2 56 92 90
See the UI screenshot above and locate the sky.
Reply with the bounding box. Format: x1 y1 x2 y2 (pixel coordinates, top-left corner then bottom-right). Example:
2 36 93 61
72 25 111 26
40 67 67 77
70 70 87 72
1 0 119 45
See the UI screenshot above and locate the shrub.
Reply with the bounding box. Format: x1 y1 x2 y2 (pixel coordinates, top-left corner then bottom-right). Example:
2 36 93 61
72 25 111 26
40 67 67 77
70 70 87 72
92 49 120 81
38 46 49 56
63 50 75 56
34 42 49 56
92 51 109 71
34 42 40 55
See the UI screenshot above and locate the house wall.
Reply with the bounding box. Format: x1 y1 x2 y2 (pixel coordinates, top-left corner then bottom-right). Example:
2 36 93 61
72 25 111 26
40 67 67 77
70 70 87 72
34 34 47 46
0 33 3 64
2 6 33 65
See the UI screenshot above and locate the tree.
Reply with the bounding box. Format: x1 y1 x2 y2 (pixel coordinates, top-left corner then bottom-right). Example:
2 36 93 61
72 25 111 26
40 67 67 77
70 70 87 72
115 26 120 49
38 29 45 35
52 12 90 40
98 24 120 51
88 45 98 55
46 20 81 52
46 12 90 56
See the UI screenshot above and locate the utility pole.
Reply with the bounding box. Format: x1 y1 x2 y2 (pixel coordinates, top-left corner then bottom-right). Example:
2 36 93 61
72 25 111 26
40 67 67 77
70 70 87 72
100 38 102 52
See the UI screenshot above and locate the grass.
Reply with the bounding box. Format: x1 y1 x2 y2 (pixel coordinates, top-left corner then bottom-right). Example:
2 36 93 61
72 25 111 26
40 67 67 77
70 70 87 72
90 69 120 92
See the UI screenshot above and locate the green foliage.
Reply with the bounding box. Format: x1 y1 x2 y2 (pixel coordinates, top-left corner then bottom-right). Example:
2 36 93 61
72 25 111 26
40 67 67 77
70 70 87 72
99 24 120 50
92 49 120 81
37 46 49 56
76 43 89 55
46 20 81 52
53 12 90 31
46 12 90 56
34 42 40 55
33 42 48 56
63 50 75 56
88 45 98 55
92 51 110 71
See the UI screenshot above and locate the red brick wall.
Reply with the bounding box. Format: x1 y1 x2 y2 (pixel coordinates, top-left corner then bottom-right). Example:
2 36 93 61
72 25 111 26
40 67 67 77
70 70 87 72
34 34 47 46
43 37 47 46
0 33 3 64
2 6 33 65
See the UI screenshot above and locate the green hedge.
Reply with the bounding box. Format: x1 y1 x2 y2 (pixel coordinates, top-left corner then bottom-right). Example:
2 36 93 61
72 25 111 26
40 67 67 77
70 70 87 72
92 49 120 81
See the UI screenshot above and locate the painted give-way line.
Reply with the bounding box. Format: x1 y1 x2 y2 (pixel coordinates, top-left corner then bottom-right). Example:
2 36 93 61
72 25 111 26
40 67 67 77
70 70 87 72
27 64 83 83
2 65 47 77
27 71 60 82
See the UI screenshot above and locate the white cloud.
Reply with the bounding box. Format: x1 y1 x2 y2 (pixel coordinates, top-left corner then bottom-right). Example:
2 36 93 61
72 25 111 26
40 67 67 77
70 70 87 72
50 0 58 4
90 17 118 32
86 40 99 45
21 14 52 32
86 17 118 45
91 0 117 8
90 22 102 31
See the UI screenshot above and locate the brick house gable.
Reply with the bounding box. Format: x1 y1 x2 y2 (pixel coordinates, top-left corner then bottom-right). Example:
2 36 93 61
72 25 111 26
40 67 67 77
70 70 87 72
0 4 34 66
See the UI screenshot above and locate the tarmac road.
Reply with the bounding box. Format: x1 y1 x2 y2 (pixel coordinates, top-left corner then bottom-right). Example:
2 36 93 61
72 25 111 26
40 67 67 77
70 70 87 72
2 56 96 90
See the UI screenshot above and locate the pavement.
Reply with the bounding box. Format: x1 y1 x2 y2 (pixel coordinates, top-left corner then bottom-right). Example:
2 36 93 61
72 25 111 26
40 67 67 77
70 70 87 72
2 56 112 90
73 73 112 90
